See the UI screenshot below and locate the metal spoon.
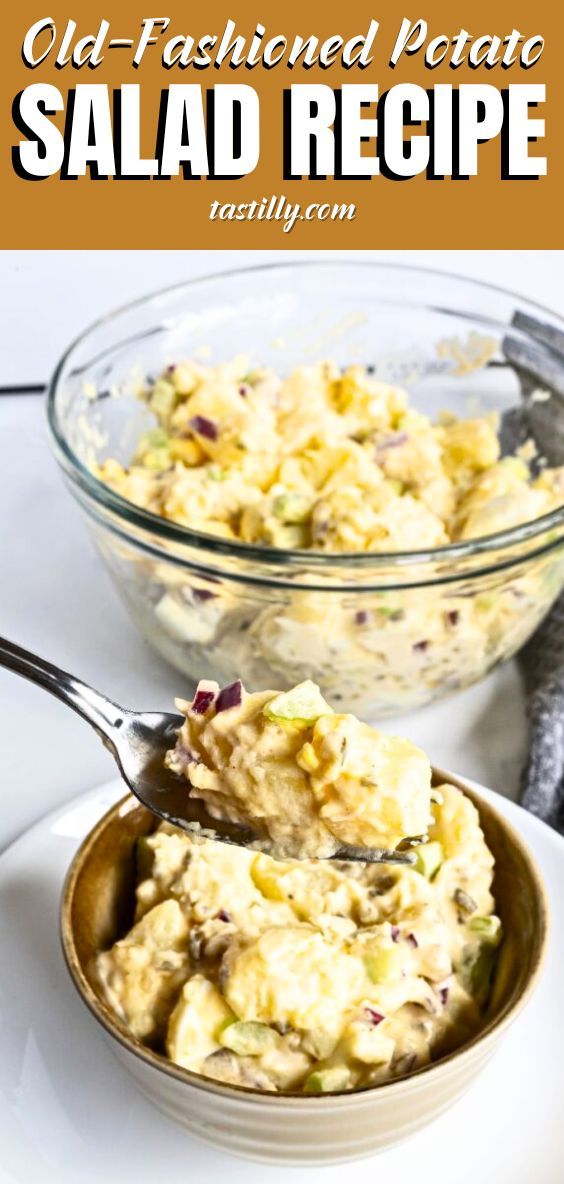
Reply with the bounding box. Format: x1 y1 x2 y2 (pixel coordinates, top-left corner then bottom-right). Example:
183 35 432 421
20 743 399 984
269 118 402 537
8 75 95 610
0 636 417 865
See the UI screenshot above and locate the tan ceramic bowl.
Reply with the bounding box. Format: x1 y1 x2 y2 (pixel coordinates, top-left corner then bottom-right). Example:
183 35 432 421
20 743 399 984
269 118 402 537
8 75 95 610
60 771 548 1166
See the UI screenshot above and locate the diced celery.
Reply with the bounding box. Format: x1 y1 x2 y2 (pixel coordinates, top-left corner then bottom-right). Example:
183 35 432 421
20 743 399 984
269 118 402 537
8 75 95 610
376 604 399 618
415 840 444 880
219 1021 277 1056
468 915 503 946
138 427 171 470
149 379 176 418
302 1029 338 1060
364 944 405 984
304 1066 351 1093
272 492 311 524
143 428 170 448
208 464 228 481
263 681 333 725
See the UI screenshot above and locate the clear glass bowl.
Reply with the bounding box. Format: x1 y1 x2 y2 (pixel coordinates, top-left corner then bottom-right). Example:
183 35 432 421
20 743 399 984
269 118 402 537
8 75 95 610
47 261 564 717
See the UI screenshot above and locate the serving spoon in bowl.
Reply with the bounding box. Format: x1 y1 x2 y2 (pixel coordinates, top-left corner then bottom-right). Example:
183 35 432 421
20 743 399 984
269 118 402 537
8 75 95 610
0 636 418 865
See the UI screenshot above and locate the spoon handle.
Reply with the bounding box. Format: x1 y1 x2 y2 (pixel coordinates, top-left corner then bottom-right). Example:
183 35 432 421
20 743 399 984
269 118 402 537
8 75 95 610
0 636 124 741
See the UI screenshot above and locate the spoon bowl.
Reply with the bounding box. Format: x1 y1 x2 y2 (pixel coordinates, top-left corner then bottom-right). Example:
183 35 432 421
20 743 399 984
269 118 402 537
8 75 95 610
110 708 258 847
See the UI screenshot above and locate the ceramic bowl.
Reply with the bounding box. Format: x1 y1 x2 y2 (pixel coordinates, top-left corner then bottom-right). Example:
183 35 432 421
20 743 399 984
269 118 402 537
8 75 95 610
60 771 548 1166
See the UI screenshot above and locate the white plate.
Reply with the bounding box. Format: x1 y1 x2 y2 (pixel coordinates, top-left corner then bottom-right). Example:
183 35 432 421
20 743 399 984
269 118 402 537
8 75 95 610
0 780 561 1184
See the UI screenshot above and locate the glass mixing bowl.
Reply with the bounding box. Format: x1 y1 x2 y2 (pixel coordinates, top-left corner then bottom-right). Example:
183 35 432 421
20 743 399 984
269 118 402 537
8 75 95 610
47 261 564 717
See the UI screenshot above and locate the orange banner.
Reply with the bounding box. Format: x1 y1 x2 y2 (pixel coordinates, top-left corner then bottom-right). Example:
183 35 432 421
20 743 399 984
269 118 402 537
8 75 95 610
2 0 563 247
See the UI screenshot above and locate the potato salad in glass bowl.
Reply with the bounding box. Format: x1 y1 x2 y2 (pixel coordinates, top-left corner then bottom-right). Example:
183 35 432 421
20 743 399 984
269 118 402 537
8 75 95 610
48 262 564 715
94 678 502 1095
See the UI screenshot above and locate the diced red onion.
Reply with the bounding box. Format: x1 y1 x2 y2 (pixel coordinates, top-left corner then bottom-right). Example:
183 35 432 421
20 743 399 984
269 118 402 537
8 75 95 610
238 384 249 397
193 588 217 603
391 925 401 943
439 987 449 1006
192 685 217 715
364 1006 385 1027
216 680 243 713
406 933 419 948
218 909 232 923
189 415 218 441
413 640 429 653
355 610 370 626
447 610 460 627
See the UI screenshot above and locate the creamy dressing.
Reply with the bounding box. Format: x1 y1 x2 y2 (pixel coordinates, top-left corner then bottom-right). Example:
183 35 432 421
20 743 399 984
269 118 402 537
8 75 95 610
94 359 564 716
95 689 501 1095
97 358 564 551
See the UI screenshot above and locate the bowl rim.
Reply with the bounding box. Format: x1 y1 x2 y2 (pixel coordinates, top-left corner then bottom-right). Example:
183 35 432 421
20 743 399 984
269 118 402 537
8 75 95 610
47 259 564 579
60 768 549 1108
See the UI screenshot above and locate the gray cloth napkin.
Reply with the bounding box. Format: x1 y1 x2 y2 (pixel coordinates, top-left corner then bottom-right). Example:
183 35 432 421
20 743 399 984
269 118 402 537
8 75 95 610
519 597 564 833
501 312 564 833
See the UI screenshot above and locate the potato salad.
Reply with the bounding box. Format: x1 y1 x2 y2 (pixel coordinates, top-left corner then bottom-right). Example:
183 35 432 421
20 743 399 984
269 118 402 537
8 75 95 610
95 685 502 1095
165 678 433 858
94 358 564 715
97 357 564 550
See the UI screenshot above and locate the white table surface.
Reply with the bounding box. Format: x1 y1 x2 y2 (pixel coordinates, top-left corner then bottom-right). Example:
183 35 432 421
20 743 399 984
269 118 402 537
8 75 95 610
0 248 562 853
